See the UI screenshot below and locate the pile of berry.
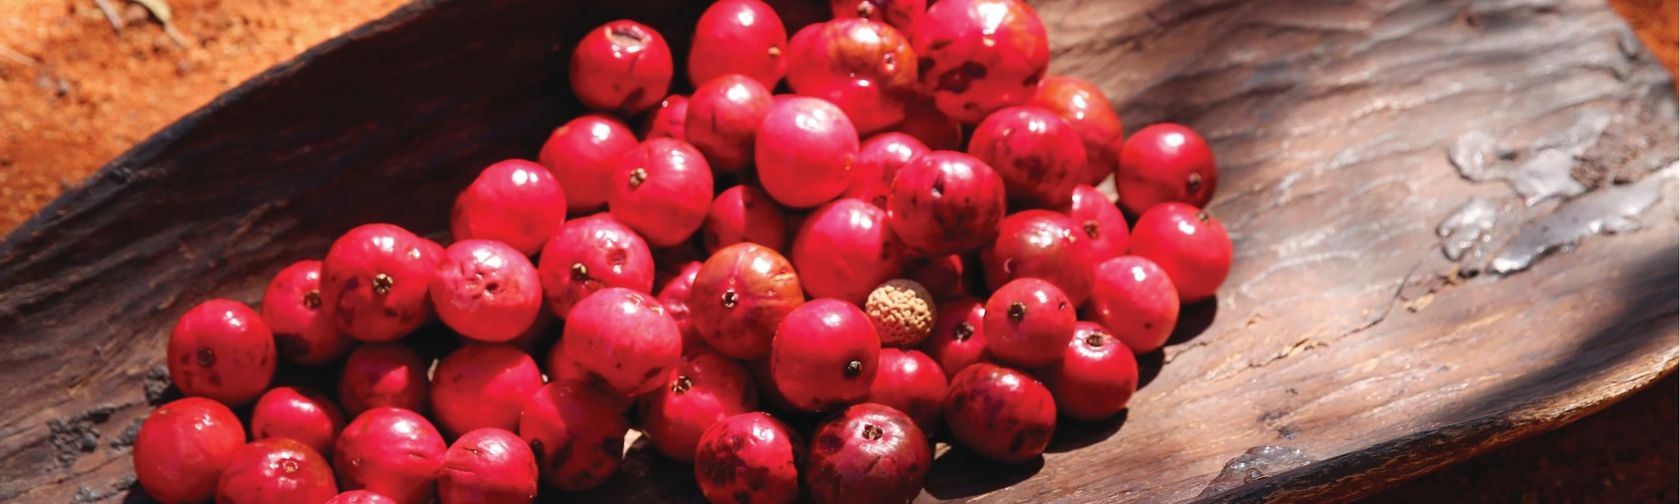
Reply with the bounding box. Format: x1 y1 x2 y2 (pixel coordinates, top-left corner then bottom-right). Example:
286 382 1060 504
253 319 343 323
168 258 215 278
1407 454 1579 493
131 0 1231 502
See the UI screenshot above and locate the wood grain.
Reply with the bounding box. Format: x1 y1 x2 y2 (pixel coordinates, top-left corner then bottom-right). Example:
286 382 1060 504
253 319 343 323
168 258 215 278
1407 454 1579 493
0 0 1674 502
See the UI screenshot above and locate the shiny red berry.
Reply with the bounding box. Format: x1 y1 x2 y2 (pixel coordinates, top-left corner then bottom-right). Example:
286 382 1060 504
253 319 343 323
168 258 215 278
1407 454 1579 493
437 428 540 504
609 138 714 247
1129 203 1231 303
904 253 967 301
1089 255 1179 353
886 151 1007 256
704 185 788 253
320 223 440 342
338 343 429 416
451 160 567 256
1042 322 1139 420
656 260 709 355
262 260 353 366
334 408 447 504
643 94 689 141
688 0 789 88
689 243 806 360
538 115 639 212
1029 76 1124 185
791 198 905 304
804 403 931 504
756 97 860 208
982 210 1100 306
535 214 656 318
252 386 345 457
168 299 275 406
216 438 339 504
867 348 948 434
967 106 1086 207
1116 123 1218 215
942 363 1055 462
686 74 774 173
1064 185 1129 261
911 0 1049 122
771 299 881 411
519 381 629 491
431 344 545 436
892 98 964 150
570 20 672 113
564 288 684 396
326 490 398 504
133 398 245 503
983 277 1074 368
921 298 988 380
431 240 543 343
845 132 929 208
638 352 758 462
829 0 925 36
787 18 918 133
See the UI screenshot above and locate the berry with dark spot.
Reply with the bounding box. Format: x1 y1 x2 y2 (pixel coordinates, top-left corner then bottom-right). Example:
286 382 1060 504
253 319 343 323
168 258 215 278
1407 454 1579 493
982 278 1074 368
1129 203 1232 303
867 349 948 434
262 260 353 366
891 98 964 150
787 18 919 133
563 287 684 396
451 159 568 256
903 253 967 301
1063 184 1129 261
694 412 803 504
704 185 789 253
982 210 1100 305
756 97 860 208
538 114 639 212
921 297 990 380
687 74 775 173
168 299 275 406
252 386 345 458
431 344 545 437
570 20 673 114
805 403 931 503
792 198 906 304
321 223 441 342
885 151 1007 256
942 363 1055 463
216 438 338 504
639 352 758 462
1116 123 1219 215
910 0 1049 122
608 138 714 247
519 381 630 491
689 243 806 360
337 343 429 416
333 408 447 504
771 299 881 412
536 214 656 318
133 398 244 503
967 106 1086 207
1089 255 1180 353
1029 76 1125 185
431 240 543 343
689 0 789 89
845 132 929 208
437 428 540 504
1042 322 1139 420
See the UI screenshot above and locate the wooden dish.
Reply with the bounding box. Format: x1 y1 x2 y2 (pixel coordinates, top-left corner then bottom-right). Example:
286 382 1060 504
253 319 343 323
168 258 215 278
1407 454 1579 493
0 0 1674 502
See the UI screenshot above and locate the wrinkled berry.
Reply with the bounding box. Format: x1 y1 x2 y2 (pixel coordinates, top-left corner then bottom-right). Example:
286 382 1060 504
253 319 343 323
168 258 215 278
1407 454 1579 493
563 287 684 396
1129 203 1231 303
431 240 543 343
571 20 673 113
437 428 540 504
693 413 803 504
519 381 629 491
536 214 656 318
168 299 276 406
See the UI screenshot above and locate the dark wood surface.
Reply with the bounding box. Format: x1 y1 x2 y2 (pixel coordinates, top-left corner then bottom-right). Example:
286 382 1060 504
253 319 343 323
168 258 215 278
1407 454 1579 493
0 0 1674 502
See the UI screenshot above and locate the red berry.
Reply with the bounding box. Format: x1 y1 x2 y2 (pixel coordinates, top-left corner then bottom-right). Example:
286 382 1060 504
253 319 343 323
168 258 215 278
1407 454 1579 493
903 253 967 301
168 299 275 406
644 94 689 141
437 428 540 504
1129 203 1231 303
756 97 860 208
570 20 672 113
251 386 345 457
1042 322 1139 420
688 0 789 88
689 243 806 360
787 19 918 133
326 490 398 504
321 223 440 342
656 260 709 355
262 260 353 366
338 343 429 416
334 408 447 504
845 132 929 208
638 352 758 462
892 98 964 150
1116 123 1218 214
1064 184 1129 261
538 115 639 212
1089 255 1179 353
942 363 1055 462
704 185 788 253
911 0 1049 122
967 106 1086 207
694 413 804 504
921 298 989 380
686 74 774 173
216 438 338 504
519 381 629 491
791 198 905 304
563 287 683 396
829 0 925 36
886 151 1007 255
431 344 545 436
451 160 567 256
536 214 655 318
430 240 543 343
982 210 1100 305
133 398 245 503
1029 76 1124 185
867 348 948 434
805 403 930 504
609 138 714 247
983 277 1074 368
771 299 881 412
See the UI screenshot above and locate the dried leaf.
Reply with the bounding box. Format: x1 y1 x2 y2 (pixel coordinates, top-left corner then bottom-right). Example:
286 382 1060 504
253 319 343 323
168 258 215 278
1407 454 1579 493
129 0 171 23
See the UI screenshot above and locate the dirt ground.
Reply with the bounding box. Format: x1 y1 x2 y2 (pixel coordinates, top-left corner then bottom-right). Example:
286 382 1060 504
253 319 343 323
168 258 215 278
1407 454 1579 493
0 0 1674 501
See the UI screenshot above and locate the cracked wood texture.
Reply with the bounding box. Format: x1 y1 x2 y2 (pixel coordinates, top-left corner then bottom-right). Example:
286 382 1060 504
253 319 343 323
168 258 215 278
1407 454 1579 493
0 0 1674 502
